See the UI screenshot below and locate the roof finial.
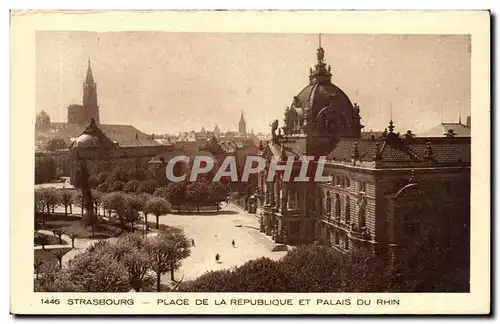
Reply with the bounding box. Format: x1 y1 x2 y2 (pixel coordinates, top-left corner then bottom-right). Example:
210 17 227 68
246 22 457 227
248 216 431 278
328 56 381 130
459 109 462 124
319 33 322 48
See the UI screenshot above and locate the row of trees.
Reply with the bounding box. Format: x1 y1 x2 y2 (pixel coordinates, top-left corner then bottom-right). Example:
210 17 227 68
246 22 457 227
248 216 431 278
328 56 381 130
35 230 191 292
35 156 61 184
178 244 469 293
35 187 172 231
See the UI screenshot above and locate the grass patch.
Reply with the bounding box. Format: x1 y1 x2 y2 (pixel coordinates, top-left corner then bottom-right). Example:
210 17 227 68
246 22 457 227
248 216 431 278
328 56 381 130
34 247 72 268
34 233 68 246
36 213 178 240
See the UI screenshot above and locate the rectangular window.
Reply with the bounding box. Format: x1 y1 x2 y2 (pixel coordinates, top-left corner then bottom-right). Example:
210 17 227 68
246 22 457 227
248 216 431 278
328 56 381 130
345 236 350 250
335 231 340 245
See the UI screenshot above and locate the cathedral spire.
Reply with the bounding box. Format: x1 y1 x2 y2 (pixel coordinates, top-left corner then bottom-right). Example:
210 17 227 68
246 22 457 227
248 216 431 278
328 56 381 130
86 58 94 84
239 111 247 135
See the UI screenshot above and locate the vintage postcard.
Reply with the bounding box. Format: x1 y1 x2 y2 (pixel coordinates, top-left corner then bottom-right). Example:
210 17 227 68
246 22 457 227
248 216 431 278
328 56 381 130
10 10 490 315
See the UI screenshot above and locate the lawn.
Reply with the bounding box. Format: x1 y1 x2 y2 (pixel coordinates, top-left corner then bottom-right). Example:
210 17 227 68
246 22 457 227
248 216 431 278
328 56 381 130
36 213 177 240
34 233 68 246
34 247 72 268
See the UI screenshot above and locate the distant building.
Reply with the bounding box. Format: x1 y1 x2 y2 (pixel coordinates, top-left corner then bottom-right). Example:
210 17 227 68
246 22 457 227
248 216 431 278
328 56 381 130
35 59 167 183
69 118 165 184
420 117 471 137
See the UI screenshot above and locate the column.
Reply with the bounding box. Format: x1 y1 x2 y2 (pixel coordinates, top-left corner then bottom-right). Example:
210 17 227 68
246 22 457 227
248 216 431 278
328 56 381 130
274 181 280 212
281 182 288 213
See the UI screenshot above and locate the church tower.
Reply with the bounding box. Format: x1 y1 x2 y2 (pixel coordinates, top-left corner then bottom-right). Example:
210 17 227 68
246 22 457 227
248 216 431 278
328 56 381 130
83 59 100 124
238 111 247 135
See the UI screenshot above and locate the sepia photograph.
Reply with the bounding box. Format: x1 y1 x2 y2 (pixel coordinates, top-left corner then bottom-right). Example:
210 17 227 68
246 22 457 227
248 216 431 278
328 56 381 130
10 10 490 315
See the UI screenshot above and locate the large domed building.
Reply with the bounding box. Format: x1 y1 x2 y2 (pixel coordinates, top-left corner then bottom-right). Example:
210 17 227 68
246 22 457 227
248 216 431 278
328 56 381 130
254 41 471 285
279 46 363 156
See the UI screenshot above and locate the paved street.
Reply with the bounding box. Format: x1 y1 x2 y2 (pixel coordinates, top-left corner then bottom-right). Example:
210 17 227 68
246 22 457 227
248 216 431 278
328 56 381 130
159 203 287 283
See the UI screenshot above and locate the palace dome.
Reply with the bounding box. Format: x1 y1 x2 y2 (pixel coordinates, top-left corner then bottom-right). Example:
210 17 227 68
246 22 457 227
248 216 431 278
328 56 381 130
72 133 100 148
282 44 362 139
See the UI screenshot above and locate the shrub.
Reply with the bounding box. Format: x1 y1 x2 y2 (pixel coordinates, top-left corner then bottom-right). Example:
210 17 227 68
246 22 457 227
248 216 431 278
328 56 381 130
108 180 125 192
124 180 140 193
137 179 159 194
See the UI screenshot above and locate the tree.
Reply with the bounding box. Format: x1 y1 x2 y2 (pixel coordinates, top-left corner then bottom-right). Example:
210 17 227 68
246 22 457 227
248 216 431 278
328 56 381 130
144 197 170 229
186 182 208 213
35 234 49 250
116 234 152 292
52 229 65 244
145 229 191 291
137 193 152 232
138 179 159 195
153 186 169 199
66 243 130 292
34 189 45 214
34 262 76 292
88 175 100 189
81 211 99 237
124 208 141 232
35 156 57 184
102 191 127 226
208 182 228 211
91 189 103 216
34 260 44 280
97 172 110 184
72 190 85 216
108 180 125 192
180 257 290 292
160 230 191 281
45 138 67 151
124 180 140 193
60 189 73 215
47 188 61 213
96 182 109 193
107 166 126 183
68 231 79 248
52 249 68 269
165 182 186 212
280 245 349 292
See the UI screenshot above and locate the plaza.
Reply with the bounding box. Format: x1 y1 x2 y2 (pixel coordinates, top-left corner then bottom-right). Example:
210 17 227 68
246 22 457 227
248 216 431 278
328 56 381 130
158 203 288 283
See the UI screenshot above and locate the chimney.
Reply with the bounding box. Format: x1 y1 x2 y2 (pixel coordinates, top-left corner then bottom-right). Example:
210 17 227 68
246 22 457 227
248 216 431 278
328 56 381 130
466 116 471 129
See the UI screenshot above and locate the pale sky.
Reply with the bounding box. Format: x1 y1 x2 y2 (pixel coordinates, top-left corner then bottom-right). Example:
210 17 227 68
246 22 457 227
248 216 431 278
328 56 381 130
36 32 470 135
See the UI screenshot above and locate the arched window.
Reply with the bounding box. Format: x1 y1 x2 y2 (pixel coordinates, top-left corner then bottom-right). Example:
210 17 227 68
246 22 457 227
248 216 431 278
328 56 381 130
345 195 351 223
346 178 350 188
358 200 366 228
360 181 367 193
335 193 341 221
326 191 331 216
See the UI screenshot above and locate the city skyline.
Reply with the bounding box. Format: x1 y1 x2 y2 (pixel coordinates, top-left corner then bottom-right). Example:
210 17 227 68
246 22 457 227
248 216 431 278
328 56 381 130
36 32 471 135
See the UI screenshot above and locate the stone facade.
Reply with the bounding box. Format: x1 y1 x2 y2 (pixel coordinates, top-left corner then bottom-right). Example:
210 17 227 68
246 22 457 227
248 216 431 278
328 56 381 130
255 43 471 272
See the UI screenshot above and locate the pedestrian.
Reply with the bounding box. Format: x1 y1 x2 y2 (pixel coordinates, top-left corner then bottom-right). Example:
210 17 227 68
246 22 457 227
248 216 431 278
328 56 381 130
215 253 220 263
191 238 195 247
231 239 235 248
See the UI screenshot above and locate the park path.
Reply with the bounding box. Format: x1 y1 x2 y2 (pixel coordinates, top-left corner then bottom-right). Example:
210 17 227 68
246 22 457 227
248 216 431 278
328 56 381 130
158 203 287 283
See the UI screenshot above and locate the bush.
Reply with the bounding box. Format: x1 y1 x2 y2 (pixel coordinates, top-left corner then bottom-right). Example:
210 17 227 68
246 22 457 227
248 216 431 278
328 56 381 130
97 172 110 184
108 180 125 192
96 182 109 193
88 175 100 189
137 179 159 194
180 257 292 292
124 180 140 193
